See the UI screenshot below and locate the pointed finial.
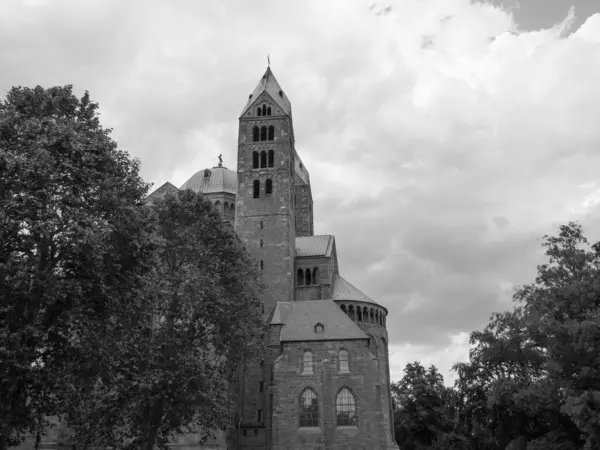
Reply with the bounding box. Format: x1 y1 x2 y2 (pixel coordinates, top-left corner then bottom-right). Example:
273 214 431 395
218 154 223 167
267 53 271 67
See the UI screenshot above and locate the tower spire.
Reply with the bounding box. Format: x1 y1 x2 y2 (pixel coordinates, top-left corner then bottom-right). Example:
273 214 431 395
267 53 271 67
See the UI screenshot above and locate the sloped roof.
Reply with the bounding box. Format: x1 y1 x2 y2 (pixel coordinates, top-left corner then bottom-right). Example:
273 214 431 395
295 235 334 258
240 67 292 117
331 274 381 307
146 181 180 202
179 167 237 195
271 300 368 342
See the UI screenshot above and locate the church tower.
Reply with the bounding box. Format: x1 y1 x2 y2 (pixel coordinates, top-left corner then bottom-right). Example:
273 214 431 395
235 67 297 314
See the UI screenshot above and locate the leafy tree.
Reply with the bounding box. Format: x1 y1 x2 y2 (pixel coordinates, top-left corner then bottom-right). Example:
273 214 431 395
392 362 467 450
0 86 155 450
62 190 266 450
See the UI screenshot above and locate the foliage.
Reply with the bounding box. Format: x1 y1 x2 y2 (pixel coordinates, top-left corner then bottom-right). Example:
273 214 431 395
62 190 266 450
393 222 600 450
0 85 155 450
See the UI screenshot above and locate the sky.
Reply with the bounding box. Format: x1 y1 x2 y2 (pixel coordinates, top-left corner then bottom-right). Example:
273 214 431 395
2 0 600 386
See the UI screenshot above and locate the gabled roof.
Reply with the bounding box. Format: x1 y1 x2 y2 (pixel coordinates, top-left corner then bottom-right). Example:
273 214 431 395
179 167 237 195
295 235 334 258
240 67 292 117
271 300 368 342
146 181 180 202
331 274 381 307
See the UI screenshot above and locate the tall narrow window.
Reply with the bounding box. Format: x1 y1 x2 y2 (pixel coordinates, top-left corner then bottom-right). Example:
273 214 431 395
299 388 319 427
260 151 267 168
257 107 262 116
339 350 349 372
253 180 260 198
214 200 221 213
252 151 259 168
305 268 312 285
259 382 264 392
253 126 259 142
260 239 263 247
262 104 267 116
267 106 272 115
257 409 263 422
312 268 319 285
260 126 267 141
268 125 275 140
268 150 274 168
266 179 273 195
260 260 264 270
302 350 313 373
336 388 357 426
297 269 305 286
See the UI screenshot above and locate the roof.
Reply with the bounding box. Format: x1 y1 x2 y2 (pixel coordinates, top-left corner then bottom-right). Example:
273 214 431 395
146 181 180 202
240 67 292 117
271 300 368 342
331 274 381 307
295 235 334 258
179 167 237 195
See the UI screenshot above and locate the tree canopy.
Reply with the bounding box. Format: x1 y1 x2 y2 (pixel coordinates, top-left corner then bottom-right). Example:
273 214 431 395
393 222 600 450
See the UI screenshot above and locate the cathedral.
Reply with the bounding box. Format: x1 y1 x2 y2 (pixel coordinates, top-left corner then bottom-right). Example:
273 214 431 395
148 67 398 450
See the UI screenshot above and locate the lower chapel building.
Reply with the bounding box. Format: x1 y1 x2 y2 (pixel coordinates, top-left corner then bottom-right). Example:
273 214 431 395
25 68 398 450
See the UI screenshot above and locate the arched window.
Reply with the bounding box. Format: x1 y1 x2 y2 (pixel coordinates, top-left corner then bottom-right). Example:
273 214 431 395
370 309 375 323
305 268 312 285
312 268 319 285
253 126 259 142
302 350 313 374
336 388 357 426
224 202 229 213
260 151 267 168
297 269 305 286
357 309 362 322
266 179 273 195
268 150 274 167
268 125 275 140
253 180 260 198
214 200 221 213
340 304 347 315
339 350 349 372
252 151 259 168
299 388 318 427
260 126 267 141
267 106 272 115
262 104 267 116
257 107 262 116
367 334 377 355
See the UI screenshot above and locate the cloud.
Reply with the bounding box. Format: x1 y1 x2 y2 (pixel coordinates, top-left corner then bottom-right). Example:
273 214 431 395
1 0 600 384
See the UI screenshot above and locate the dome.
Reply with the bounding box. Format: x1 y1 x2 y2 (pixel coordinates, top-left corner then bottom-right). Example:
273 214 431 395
179 166 237 195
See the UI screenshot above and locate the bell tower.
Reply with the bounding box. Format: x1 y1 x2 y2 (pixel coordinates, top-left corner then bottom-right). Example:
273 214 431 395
235 67 297 315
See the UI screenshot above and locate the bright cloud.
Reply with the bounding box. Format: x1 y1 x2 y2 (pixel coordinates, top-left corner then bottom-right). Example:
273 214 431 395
1 0 600 385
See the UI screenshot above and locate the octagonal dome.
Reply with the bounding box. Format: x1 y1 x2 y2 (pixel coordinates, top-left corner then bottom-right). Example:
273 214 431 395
179 166 237 195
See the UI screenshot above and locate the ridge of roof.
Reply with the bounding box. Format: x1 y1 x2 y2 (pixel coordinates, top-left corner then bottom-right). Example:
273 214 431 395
271 300 368 342
179 167 237 195
240 67 292 117
331 274 382 307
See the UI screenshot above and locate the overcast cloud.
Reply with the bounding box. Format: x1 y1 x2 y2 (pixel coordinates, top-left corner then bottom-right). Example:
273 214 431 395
2 0 600 385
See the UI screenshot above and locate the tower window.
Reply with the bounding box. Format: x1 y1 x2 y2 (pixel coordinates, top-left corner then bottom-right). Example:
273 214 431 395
305 268 312 285
259 381 264 392
260 126 267 141
260 220 263 229
253 180 260 198
260 151 267 168
339 350 349 372
297 269 305 286
253 126 259 142
261 104 267 116
257 409 263 422
252 151 259 168
302 350 313 374
336 388 357 426
260 239 263 247
266 179 273 195
299 388 319 427
260 260 264 270
268 125 274 141
268 150 274 167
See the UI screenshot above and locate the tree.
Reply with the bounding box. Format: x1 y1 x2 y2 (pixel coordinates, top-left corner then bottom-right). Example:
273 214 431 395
392 362 467 450
0 86 156 450
62 190 266 450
